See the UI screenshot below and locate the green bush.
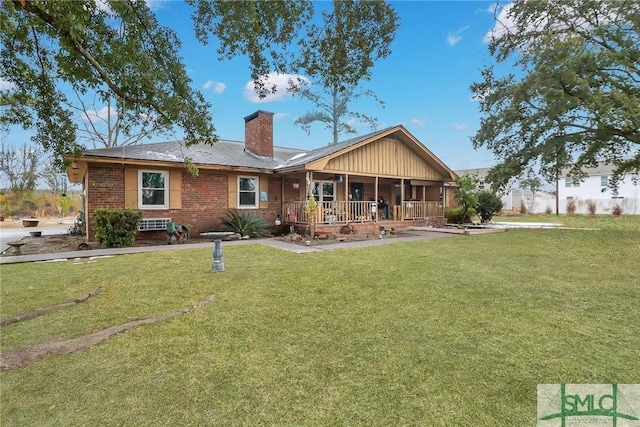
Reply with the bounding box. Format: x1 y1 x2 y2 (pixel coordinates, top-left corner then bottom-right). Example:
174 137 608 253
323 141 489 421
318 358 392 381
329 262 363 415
476 191 503 223
92 208 143 247
220 209 271 237
445 206 476 224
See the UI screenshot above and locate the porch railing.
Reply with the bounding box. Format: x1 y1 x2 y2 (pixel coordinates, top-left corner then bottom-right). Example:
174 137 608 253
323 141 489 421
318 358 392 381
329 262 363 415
282 200 443 224
401 201 443 219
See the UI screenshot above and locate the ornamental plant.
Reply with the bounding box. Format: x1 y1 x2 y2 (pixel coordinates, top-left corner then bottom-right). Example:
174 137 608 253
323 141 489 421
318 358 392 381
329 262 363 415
92 208 143 247
476 191 503 223
220 209 271 237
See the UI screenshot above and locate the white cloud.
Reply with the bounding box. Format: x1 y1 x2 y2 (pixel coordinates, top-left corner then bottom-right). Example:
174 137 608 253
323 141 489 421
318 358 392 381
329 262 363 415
0 78 16 91
203 80 227 94
453 123 469 131
273 112 288 121
82 106 116 123
447 25 470 46
244 72 309 103
484 2 607 44
409 118 426 127
484 3 514 44
94 0 167 13
145 0 169 11
94 0 110 12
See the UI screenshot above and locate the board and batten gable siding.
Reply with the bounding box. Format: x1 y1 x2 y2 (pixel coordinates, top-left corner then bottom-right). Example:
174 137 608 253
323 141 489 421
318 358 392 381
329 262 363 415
124 168 182 209
323 137 444 179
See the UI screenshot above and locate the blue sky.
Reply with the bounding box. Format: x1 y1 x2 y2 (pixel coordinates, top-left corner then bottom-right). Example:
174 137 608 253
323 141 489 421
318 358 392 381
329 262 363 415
3 0 507 172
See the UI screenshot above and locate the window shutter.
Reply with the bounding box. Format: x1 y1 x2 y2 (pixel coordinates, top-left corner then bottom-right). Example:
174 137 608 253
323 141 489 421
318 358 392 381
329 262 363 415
228 173 237 208
259 176 268 208
169 170 182 209
124 169 138 208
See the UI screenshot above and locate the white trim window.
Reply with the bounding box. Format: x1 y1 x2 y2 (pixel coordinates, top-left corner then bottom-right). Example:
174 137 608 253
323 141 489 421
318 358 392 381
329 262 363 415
238 176 258 208
139 170 169 209
565 177 580 188
312 181 335 202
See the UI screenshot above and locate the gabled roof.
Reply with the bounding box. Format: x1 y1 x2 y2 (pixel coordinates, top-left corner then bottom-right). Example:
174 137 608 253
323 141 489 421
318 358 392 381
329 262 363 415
276 125 458 181
75 125 457 181
274 127 395 170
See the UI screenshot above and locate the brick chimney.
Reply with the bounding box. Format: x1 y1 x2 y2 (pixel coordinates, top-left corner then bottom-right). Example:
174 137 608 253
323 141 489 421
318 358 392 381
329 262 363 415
244 110 274 157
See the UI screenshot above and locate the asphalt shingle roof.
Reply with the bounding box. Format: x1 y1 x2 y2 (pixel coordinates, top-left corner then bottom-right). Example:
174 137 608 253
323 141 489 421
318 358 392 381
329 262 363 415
81 126 400 171
82 139 306 170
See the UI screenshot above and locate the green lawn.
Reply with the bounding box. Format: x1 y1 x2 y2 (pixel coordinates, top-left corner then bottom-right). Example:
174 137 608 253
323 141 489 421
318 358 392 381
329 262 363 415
1 215 639 426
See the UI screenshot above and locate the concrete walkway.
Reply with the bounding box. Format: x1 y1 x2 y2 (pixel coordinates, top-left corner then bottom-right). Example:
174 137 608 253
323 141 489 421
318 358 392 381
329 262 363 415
0 228 494 265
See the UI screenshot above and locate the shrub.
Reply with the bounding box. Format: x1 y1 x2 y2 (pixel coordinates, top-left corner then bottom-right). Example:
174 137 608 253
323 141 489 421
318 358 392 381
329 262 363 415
612 204 623 217
221 209 271 237
566 199 576 215
445 206 476 225
476 191 503 223
453 175 479 224
545 206 553 215
519 199 528 214
586 200 597 216
92 208 143 247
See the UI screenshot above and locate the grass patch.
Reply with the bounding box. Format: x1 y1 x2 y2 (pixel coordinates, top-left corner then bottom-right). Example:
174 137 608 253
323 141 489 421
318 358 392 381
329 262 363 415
1 219 639 426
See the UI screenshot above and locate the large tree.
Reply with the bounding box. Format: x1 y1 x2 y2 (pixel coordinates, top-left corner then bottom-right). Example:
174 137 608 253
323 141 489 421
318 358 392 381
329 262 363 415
2 1 322 166
1 0 216 169
71 92 169 149
188 0 314 98
291 0 399 144
471 0 640 190
0 142 39 192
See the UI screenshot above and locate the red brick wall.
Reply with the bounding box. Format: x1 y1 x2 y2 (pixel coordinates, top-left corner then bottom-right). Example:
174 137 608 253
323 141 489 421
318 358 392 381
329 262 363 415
244 111 273 157
86 166 125 238
86 165 284 241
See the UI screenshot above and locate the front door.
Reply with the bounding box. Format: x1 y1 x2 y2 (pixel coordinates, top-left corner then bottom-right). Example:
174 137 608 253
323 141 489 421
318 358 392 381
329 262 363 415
350 183 364 201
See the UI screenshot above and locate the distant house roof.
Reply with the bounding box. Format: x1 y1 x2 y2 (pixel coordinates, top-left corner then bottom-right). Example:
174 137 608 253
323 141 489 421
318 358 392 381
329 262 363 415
454 168 491 180
559 163 620 178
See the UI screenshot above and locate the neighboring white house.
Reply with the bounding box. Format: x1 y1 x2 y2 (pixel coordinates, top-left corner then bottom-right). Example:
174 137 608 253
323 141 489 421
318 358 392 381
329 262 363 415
558 164 639 215
455 168 556 214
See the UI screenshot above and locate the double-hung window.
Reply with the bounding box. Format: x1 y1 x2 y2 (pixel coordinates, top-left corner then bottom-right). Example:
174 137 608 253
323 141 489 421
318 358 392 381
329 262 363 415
238 176 258 208
140 170 169 209
311 181 335 202
565 178 580 187
601 175 609 187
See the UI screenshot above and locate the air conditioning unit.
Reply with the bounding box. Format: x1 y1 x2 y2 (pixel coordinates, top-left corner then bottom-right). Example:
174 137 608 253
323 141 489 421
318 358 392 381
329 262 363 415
138 218 171 231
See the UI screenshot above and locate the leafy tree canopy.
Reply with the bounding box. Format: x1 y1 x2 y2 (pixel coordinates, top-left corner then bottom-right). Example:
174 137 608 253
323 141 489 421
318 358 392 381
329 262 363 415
291 0 399 144
188 0 314 98
471 0 639 191
2 0 313 169
1 0 216 169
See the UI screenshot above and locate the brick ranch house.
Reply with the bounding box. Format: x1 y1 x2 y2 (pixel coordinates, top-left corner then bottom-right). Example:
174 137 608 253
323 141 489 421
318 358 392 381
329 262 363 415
66 110 458 241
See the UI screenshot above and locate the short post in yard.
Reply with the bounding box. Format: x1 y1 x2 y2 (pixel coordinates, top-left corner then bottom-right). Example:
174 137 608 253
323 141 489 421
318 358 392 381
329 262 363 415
200 232 235 272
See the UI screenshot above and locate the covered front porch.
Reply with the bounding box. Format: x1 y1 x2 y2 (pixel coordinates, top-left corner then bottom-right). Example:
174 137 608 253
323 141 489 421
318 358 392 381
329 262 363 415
281 200 445 225
279 172 451 234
